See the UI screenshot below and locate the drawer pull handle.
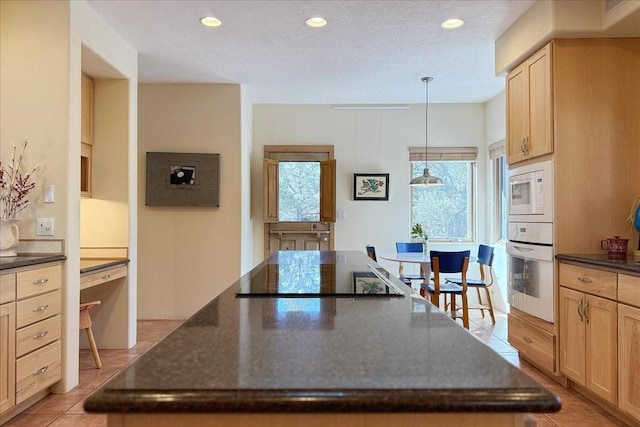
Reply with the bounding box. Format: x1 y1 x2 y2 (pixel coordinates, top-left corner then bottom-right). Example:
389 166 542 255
32 304 49 312
33 330 49 340
100 274 112 280
33 278 49 285
577 276 592 283
33 365 49 376
523 336 533 344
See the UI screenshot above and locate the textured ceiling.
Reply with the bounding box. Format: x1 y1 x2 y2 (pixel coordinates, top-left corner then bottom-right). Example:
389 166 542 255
86 0 537 104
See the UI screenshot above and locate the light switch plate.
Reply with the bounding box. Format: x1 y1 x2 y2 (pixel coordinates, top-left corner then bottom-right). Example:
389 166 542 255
36 218 55 236
44 185 55 203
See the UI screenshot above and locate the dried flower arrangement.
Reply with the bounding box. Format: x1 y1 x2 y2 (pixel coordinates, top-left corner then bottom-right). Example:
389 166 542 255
0 139 38 220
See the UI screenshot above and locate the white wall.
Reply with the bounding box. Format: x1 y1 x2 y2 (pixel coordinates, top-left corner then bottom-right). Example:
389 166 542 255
252 103 487 276
483 91 508 313
137 84 243 319
240 87 254 274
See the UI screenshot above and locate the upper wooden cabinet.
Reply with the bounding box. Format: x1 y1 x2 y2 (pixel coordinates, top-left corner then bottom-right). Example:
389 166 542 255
81 73 93 146
506 43 553 165
81 74 93 198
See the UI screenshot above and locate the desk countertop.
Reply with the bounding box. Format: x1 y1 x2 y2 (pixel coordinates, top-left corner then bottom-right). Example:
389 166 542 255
84 250 559 415
80 258 129 275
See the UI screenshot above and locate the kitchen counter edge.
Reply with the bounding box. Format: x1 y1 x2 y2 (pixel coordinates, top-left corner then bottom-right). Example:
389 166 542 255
555 254 640 274
0 254 66 270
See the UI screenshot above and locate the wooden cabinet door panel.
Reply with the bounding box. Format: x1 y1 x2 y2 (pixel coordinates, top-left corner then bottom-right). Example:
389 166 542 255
0 303 16 414
585 295 617 404
559 287 586 385
619 303 640 421
506 63 527 164
525 44 552 159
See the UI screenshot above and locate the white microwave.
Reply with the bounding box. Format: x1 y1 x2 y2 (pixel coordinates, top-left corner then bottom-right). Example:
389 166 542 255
507 160 554 223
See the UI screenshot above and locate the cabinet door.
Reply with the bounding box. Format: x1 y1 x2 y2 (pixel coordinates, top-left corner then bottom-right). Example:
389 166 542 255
506 62 527 164
525 44 553 159
559 287 586 385
585 295 617 403
0 303 16 414
619 303 640 421
81 73 93 145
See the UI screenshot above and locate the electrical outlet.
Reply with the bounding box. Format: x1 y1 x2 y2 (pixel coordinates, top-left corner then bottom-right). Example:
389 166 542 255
36 218 55 236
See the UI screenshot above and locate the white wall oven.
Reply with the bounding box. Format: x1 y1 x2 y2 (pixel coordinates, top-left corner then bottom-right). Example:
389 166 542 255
507 160 553 223
507 222 555 323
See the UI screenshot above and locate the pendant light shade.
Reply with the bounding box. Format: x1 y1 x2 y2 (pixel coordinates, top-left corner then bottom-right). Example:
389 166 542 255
409 76 443 186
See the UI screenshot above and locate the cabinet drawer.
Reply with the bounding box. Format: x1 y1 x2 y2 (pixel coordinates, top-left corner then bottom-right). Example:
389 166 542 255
1 273 15 304
80 265 127 290
16 315 61 358
508 314 555 372
16 290 61 329
558 263 617 300
16 340 61 404
17 265 62 300
619 275 640 308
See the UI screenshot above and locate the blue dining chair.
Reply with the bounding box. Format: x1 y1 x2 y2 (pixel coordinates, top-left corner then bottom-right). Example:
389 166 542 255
445 244 496 324
395 242 426 286
365 245 377 262
420 250 471 329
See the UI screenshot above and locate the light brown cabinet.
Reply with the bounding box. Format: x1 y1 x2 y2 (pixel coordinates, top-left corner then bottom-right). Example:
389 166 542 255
81 73 93 198
506 43 553 164
618 303 640 421
0 262 62 417
558 261 640 425
559 286 617 404
81 73 93 145
508 308 555 373
0 302 16 414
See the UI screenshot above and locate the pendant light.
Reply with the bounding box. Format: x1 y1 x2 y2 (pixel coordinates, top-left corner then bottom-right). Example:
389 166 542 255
409 76 443 186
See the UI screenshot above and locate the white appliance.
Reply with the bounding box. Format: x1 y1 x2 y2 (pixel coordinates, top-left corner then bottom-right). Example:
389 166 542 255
507 222 555 323
507 160 554 223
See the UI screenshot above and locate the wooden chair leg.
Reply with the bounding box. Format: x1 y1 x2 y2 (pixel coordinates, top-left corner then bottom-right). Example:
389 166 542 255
85 326 102 369
461 294 469 329
476 288 486 318
484 288 496 325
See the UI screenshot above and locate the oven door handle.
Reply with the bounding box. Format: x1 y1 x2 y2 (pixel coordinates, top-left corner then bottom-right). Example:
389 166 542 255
510 245 535 253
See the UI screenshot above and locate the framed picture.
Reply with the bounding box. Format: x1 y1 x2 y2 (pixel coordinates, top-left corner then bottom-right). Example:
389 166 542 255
353 173 389 201
352 272 389 294
146 152 220 207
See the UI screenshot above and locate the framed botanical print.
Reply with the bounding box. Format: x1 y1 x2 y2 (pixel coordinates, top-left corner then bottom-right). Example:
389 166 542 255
353 173 389 201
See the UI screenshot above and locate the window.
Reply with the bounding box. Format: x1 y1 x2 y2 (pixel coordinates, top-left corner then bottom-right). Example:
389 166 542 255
278 162 321 221
489 142 507 242
410 147 477 241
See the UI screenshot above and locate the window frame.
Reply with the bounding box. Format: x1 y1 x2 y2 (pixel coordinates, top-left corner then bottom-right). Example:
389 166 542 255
489 141 507 244
409 147 478 243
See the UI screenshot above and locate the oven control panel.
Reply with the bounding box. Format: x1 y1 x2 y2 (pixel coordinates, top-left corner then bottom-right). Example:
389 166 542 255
508 222 553 245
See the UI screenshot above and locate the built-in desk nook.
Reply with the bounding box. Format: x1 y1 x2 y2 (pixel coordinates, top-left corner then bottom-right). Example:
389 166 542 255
79 250 130 350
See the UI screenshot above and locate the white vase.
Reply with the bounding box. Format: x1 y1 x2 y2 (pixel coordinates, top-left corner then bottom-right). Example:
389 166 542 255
0 219 20 257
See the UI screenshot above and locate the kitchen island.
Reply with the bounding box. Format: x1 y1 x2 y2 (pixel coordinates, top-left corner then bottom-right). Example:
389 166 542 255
84 250 560 426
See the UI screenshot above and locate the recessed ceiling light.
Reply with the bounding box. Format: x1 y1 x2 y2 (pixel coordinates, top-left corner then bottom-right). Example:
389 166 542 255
441 18 464 29
305 16 327 28
200 16 222 27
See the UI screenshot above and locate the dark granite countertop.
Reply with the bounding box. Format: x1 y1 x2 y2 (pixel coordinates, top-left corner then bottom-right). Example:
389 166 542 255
84 250 560 414
0 254 66 270
80 258 129 275
556 253 640 274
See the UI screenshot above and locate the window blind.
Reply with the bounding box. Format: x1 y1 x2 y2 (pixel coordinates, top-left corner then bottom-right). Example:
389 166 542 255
409 147 478 161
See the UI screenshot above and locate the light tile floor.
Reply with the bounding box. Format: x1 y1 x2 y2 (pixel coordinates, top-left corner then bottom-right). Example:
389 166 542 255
2 312 630 427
